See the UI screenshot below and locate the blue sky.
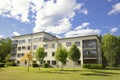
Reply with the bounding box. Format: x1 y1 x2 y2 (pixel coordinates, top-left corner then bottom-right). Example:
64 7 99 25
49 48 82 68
0 0 120 38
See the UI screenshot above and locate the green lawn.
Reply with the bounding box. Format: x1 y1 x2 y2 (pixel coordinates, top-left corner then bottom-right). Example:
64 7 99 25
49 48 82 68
0 67 120 80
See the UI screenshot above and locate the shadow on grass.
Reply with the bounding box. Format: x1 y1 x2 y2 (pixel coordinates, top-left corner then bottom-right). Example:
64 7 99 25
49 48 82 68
82 68 120 76
36 70 70 74
82 73 110 76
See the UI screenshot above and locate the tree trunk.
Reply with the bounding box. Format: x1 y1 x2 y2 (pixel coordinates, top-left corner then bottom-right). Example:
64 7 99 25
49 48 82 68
39 61 41 70
73 61 75 72
27 60 29 72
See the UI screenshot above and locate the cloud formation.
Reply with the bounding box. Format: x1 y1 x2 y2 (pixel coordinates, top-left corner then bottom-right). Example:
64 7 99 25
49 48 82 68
108 2 120 15
13 31 20 36
64 22 101 37
110 27 118 33
0 0 100 37
0 35 3 38
32 0 82 34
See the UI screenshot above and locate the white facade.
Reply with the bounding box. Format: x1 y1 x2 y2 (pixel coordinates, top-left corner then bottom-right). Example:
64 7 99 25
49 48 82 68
11 32 102 67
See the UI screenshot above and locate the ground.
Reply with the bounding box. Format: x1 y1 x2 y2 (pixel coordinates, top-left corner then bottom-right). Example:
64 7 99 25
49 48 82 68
0 67 120 80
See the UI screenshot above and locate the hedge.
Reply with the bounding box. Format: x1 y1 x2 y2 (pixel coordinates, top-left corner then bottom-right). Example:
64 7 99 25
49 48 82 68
0 63 5 67
6 62 16 66
83 64 103 69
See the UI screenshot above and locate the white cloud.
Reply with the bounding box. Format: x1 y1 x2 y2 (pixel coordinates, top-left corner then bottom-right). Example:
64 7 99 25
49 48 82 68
108 2 120 15
32 0 83 34
110 27 118 33
13 31 20 36
0 0 30 22
81 8 88 15
0 0 89 35
64 29 101 37
64 22 101 37
0 35 3 38
75 22 90 30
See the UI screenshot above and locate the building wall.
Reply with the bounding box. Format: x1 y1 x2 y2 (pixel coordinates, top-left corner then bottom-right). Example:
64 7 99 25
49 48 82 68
11 32 102 67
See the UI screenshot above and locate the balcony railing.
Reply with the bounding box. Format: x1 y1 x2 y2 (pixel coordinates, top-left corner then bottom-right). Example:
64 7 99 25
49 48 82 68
83 54 97 58
11 44 17 47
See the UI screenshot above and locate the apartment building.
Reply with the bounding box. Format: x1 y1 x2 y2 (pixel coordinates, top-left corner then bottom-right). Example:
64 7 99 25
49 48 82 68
11 32 102 67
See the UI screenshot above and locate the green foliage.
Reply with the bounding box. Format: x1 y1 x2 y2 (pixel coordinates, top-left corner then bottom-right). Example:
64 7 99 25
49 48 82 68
68 44 80 61
102 34 120 67
43 63 51 68
32 63 39 67
6 62 16 66
83 64 103 69
0 63 5 67
5 54 11 62
35 47 45 69
0 38 11 62
68 44 80 71
55 44 68 65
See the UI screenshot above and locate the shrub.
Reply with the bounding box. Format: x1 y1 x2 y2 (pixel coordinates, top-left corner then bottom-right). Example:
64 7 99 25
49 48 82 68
32 63 39 67
43 63 51 68
0 63 5 67
6 62 16 66
83 64 102 69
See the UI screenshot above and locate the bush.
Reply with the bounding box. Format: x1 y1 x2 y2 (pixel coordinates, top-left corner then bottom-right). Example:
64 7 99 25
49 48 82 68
32 63 39 67
6 62 16 66
0 63 5 67
83 64 103 69
43 63 51 68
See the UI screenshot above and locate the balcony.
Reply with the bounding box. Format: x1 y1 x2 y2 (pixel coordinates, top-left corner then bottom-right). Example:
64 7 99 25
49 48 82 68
11 44 17 47
83 54 97 59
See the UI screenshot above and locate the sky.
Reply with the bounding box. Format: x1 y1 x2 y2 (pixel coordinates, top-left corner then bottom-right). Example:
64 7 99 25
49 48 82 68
0 0 120 38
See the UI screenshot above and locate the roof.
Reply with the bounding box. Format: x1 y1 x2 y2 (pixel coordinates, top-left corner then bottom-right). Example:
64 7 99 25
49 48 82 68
12 31 58 38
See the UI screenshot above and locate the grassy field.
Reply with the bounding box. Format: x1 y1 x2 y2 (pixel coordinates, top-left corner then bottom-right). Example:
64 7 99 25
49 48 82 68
0 67 120 80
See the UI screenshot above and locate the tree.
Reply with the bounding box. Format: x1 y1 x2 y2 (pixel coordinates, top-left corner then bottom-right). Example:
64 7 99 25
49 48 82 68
21 51 33 72
35 47 45 70
68 44 80 72
102 34 118 67
0 38 11 62
55 44 68 73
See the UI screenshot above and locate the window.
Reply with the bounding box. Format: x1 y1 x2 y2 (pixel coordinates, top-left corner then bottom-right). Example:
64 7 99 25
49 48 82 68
45 52 47 57
43 44 48 49
47 60 50 64
19 40 22 44
28 46 31 50
21 53 24 56
33 45 37 50
22 46 26 50
75 41 80 46
22 39 26 43
52 60 56 65
17 54 20 57
58 43 61 46
28 39 31 43
66 42 71 47
77 60 81 65
52 43 55 48
18 47 21 50
83 39 97 48
25 60 27 65
17 60 20 64
52 52 55 57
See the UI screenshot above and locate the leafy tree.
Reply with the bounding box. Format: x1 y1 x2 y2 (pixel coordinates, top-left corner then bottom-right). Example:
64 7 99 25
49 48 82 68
102 34 118 67
21 51 33 72
5 54 11 62
55 44 68 73
0 38 11 62
35 47 45 70
68 44 80 72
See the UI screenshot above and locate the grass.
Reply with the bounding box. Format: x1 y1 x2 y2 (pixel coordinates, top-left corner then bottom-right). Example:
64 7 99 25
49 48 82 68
0 67 120 80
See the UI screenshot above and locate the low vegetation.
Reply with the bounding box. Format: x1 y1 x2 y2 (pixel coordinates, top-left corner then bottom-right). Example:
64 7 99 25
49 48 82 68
0 67 120 80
